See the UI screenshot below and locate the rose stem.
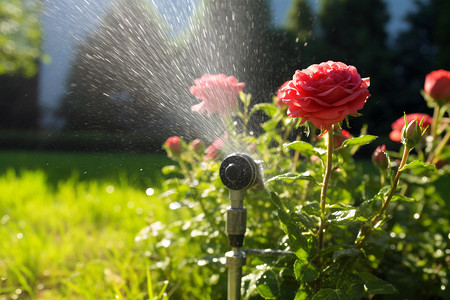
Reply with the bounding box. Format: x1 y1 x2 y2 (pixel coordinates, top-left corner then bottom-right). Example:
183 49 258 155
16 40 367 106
291 134 301 172
355 146 411 249
318 125 334 252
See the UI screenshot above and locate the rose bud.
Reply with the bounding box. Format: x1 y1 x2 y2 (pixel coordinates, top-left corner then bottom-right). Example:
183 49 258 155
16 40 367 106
372 145 389 170
164 136 182 155
401 119 425 149
424 69 450 105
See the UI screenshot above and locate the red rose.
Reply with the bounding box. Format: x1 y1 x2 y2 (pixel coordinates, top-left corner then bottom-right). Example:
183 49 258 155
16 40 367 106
424 69 450 103
190 74 245 114
164 136 182 154
278 61 370 130
389 113 432 142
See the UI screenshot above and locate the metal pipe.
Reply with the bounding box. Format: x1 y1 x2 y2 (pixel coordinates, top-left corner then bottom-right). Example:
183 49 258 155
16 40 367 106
226 248 245 300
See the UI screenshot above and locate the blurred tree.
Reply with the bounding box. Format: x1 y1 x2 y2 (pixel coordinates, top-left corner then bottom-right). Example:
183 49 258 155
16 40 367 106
0 0 42 77
59 0 181 140
390 0 441 123
0 0 42 130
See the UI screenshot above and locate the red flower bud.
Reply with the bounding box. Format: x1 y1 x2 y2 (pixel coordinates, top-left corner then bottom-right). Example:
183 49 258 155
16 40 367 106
372 145 389 170
164 136 182 155
191 139 204 155
424 69 450 104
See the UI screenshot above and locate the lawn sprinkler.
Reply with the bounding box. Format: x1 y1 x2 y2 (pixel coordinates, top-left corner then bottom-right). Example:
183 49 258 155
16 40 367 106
219 153 294 300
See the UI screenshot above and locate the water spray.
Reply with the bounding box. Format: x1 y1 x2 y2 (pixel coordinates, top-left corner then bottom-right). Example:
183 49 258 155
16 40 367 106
219 153 293 300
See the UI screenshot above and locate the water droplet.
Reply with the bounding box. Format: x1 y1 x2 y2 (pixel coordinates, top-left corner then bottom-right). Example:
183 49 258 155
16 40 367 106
1 215 10 224
136 207 143 215
17 233 23 239
413 213 420 219
127 201 135 209
114 205 121 212
170 202 181 210
146 188 155 196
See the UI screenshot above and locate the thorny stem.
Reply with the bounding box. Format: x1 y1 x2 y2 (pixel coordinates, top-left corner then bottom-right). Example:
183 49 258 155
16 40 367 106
355 146 411 249
318 125 334 252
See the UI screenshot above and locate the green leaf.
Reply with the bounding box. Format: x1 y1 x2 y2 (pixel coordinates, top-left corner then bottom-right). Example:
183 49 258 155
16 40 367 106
332 248 360 262
284 141 326 157
161 165 181 175
294 288 310 300
328 209 367 225
312 289 350 300
256 270 278 299
399 160 437 172
261 118 280 132
364 279 398 295
251 103 278 118
341 135 378 148
302 202 321 217
391 194 415 202
267 172 318 185
294 258 319 282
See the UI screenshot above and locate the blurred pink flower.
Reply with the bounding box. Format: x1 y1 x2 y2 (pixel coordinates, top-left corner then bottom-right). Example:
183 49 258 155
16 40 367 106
389 113 432 142
190 74 245 114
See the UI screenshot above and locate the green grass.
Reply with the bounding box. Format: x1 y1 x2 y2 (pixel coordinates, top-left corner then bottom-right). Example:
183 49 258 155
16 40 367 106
0 150 173 299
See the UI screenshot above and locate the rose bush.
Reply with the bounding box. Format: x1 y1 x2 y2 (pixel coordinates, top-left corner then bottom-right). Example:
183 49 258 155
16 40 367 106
150 65 449 299
278 61 370 130
424 69 450 103
190 74 245 114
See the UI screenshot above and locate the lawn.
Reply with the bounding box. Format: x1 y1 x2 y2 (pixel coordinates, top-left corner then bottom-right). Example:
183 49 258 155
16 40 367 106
0 150 174 299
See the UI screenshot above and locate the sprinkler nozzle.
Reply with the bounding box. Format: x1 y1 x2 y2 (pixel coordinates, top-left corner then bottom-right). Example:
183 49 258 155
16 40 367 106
219 153 262 191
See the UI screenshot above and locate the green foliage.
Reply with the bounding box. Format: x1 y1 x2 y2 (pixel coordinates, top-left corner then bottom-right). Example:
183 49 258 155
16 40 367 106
154 90 449 299
0 0 43 77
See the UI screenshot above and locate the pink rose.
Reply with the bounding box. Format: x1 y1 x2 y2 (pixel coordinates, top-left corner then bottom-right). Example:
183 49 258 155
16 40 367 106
190 74 245 114
278 61 370 130
204 137 226 160
164 136 182 154
424 69 450 103
389 113 432 142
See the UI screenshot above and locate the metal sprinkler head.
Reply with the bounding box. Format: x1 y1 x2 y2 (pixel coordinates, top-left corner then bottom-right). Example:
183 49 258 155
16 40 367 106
219 153 261 191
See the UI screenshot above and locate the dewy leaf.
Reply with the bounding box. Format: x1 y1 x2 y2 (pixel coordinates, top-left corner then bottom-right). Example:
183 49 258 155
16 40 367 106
364 279 398 295
294 258 319 282
250 103 278 118
341 135 378 147
399 160 437 173
283 141 326 157
256 270 278 299
267 172 319 185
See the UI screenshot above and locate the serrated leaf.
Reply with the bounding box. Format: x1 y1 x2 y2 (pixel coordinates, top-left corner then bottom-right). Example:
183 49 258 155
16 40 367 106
399 160 437 172
364 279 398 295
294 259 319 282
251 103 278 118
312 289 350 300
284 141 326 157
341 135 378 147
267 172 318 185
256 270 278 299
